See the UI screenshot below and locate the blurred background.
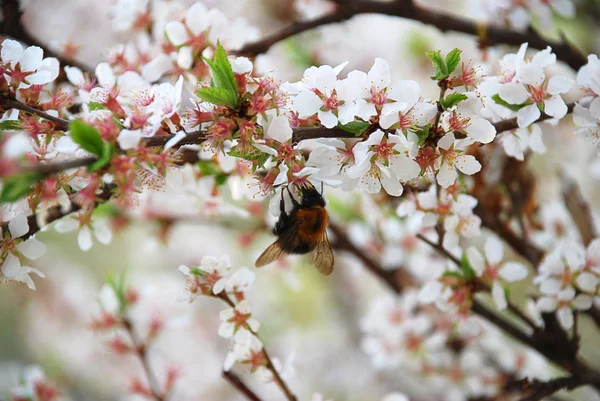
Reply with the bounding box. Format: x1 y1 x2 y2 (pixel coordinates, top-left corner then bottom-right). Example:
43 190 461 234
2 0 600 400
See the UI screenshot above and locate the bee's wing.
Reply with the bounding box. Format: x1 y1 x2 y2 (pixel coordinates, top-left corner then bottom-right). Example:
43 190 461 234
255 240 285 267
309 230 334 276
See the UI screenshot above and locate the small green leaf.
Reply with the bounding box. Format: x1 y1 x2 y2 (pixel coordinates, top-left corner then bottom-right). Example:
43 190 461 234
411 124 431 146
196 87 239 109
87 142 114 172
426 50 448 80
445 48 462 75
106 273 128 315
441 92 468 110
460 253 476 281
197 160 221 176
202 41 239 108
0 172 43 203
0 120 21 131
215 174 229 186
338 120 370 136
93 202 120 218
88 102 108 111
492 94 527 112
69 120 104 156
227 147 267 161
442 271 464 279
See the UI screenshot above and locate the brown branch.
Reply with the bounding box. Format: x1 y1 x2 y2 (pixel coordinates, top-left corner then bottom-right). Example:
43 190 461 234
0 0 93 74
222 370 263 401
559 170 597 247
235 1 586 70
218 294 298 401
0 96 70 130
123 317 164 401
328 221 415 293
493 103 576 134
518 374 600 401
0 183 114 239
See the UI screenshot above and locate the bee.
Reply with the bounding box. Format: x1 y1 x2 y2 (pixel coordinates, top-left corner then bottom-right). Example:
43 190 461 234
255 183 334 275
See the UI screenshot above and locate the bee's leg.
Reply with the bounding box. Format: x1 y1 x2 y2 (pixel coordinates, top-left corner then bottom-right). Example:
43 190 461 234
279 187 286 214
320 181 323 195
286 185 301 207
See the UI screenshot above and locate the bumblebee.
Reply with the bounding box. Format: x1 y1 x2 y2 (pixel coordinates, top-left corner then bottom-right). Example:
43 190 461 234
255 183 334 275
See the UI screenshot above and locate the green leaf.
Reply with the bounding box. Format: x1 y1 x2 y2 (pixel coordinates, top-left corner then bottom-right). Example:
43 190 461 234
492 94 527 112
69 120 104 156
445 48 462 75
0 120 21 131
88 102 108 111
338 120 370 136
87 142 114 172
426 50 448 80
202 41 239 108
0 172 43 203
411 124 431 146
106 273 128 315
215 174 229 186
460 253 476 281
196 87 240 109
442 271 464 279
440 92 468 110
93 202 120 218
197 160 221 176
227 147 267 161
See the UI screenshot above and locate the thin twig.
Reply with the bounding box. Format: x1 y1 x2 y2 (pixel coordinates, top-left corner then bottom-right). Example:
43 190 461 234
218 294 298 401
222 370 263 401
123 317 164 401
235 1 586 70
0 96 70 130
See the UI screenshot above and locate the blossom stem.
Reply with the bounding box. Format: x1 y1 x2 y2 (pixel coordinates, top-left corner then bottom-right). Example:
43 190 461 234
0 96 70 130
123 317 165 401
234 1 586 70
217 293 298 401
222 370 263 401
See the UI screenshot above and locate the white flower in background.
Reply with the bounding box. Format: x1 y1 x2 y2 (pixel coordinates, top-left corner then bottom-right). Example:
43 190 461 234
500 124 546 161
311 393 333 401
288 63 356 128
467 237 529 310
382 393 410 401
0 39 59 90
1 214 46 290
54 215 112 252
443 194 482 250
533 239 599 329
530 0 575 30
436 132 482 188
346 130 421 196
218 300 260 338
111 0 150 31
573 103 600 150
537 287 593 329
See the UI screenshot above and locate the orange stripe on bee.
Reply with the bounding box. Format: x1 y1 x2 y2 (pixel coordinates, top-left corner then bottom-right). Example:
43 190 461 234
296 207 329 239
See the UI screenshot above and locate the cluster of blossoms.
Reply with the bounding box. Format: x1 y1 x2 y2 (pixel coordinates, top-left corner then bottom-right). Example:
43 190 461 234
179 254 292 381
419 237 529 316
361 291 549 401
398 184 482 251
533 238 600 329
475 0 575 31
480 44 574 160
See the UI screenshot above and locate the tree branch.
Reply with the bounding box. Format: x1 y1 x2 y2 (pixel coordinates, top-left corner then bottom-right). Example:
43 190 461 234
235 1 586 70
518 374 600 401
222 370 263 401
0 96 70 130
